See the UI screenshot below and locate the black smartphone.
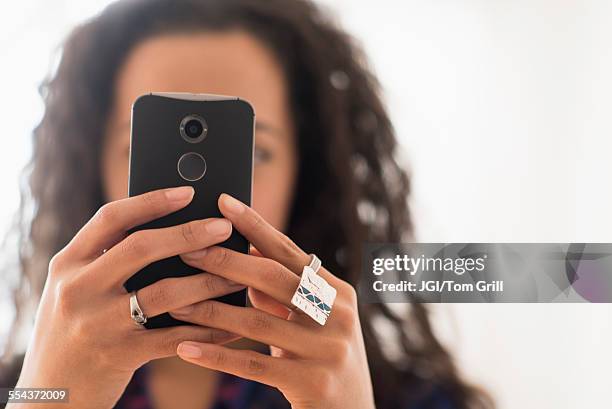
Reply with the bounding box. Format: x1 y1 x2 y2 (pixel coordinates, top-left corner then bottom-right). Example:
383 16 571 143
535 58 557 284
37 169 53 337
124 92 254 329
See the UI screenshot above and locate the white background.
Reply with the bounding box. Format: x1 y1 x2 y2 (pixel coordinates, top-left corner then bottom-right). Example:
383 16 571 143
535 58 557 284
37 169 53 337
1 1 611 408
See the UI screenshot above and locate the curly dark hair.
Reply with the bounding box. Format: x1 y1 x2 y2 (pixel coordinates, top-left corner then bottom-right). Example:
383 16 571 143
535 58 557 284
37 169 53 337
1 0 493 408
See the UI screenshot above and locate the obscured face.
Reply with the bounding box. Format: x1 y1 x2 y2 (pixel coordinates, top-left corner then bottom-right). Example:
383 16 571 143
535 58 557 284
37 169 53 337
101 30 298 231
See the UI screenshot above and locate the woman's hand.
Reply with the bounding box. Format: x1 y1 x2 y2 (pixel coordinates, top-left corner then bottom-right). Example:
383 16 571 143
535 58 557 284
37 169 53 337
13 187 244 409
171 193 376 409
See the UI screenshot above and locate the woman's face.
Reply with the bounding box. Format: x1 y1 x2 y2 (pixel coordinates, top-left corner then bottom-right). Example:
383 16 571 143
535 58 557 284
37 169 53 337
102 31 298 231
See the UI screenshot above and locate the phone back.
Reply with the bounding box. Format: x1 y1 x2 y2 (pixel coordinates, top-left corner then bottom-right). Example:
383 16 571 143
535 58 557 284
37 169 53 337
125 93 254 329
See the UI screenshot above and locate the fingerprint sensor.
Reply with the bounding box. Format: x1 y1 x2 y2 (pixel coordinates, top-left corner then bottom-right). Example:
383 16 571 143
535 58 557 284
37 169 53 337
177 152 207 182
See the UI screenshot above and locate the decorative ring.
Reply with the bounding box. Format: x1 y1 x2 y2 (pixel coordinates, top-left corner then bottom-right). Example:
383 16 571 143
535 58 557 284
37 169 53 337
307 253 321 275
129 291 148 326
290 254 337 325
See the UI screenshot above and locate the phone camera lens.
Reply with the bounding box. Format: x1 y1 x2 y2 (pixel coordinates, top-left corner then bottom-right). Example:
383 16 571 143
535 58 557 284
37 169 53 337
186 120 202 137
180 115 208 143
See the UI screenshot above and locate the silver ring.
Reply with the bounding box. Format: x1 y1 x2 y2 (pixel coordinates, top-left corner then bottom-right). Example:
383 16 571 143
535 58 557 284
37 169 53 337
288 254 320 312
290 253 337 325
129 291 147 326
308 253 322 275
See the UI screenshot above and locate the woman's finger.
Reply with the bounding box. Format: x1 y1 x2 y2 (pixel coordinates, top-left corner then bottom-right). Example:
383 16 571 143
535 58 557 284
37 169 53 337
218 193 310 275
170 301 323 357
68 186 195 261
246 247 314 323
89 217 232 287
180 246 299 307
132 273 246 318
248 287 291 320
218 194 342 286
176 341 303 389
141 325 240 362
249 246 263 257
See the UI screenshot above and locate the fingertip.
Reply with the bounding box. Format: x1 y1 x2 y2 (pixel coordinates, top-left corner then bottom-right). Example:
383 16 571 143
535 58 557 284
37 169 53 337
204 218 233 237
219 193 245 216
249 245 263 257
165 186 195 203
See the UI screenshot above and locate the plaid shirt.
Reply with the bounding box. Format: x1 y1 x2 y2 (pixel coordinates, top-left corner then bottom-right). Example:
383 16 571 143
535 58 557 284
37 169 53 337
114 364 456 409
114 364 289 409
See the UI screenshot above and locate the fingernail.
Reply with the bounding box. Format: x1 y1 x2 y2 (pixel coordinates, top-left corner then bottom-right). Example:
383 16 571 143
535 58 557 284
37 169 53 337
221 194 245 215
177 342 202 358
165 186 194 202
172 304 194 315
205 219 232 236
183 248 208 260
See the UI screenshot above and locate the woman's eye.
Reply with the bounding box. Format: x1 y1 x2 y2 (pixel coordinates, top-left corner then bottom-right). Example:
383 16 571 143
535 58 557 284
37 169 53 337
254 146 272 165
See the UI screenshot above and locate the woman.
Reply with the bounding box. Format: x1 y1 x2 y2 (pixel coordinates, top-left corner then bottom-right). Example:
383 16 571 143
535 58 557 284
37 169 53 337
1 0 493 408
